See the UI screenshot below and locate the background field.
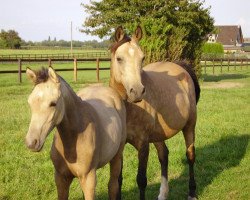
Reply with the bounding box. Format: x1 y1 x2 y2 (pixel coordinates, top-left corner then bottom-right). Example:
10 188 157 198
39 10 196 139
0 65 249 199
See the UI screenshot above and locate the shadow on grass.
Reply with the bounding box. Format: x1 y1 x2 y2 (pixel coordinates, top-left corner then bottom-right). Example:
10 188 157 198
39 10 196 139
94 134 249 200
202 73 249 82
53 135 249 200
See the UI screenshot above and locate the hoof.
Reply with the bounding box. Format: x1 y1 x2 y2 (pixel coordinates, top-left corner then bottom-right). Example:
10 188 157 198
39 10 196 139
188 196 197 200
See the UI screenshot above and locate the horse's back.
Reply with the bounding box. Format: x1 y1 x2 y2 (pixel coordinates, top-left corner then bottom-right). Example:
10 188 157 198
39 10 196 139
78 85 126 167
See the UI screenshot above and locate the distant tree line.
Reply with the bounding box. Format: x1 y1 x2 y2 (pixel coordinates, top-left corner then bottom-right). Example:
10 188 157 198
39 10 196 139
0 30 22 49
0 29 109 49
22 38 110 49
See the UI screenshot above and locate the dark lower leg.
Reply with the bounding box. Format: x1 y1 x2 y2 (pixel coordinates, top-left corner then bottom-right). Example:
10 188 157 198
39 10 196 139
55 171 73 200
136 143 149 200
186 144 196 198
154 142 169 200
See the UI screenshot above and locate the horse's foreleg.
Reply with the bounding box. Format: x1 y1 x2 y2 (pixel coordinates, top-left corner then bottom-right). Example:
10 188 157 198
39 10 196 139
183 126 197 200
136 142 149 200
109 145 124 200
55 170 73 200
154 142 169 200
79 169 96 200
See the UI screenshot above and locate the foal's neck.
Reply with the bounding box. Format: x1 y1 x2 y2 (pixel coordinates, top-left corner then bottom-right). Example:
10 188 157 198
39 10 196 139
58 78 83 133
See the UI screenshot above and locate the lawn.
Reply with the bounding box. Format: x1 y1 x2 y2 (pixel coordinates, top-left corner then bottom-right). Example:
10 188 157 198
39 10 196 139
0 49 108 55
0 66 249 199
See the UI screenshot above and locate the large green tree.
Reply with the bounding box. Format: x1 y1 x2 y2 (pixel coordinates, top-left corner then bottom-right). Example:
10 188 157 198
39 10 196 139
82 0 214 77
0 29 22 49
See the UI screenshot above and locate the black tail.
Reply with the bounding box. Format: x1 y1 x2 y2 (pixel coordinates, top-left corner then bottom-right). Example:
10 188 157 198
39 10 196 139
174 61 200 104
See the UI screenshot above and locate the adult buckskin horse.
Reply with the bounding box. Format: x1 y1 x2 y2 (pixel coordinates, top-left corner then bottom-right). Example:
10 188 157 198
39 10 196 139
109 26 200 200
25 67 126 200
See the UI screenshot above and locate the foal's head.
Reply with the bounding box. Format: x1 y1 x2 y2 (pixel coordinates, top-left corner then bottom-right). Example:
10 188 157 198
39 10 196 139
25 67 64 152
111 26 145 103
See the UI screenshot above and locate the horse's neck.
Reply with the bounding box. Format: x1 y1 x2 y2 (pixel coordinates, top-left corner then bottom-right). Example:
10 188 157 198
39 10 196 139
109 61 127 100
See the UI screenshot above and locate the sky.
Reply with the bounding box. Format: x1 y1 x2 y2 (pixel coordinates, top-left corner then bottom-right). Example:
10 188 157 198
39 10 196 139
0 0 249 42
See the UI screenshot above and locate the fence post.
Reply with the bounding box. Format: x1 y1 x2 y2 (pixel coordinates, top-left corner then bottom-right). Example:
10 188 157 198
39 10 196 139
18 59 22 83
213 58 215 74
228 58 230 71
48 58 52 67
74 58 78 82
96 58 100 82
204 58 207 74
234 57 236 70
220 59 223 73
241 59 243 70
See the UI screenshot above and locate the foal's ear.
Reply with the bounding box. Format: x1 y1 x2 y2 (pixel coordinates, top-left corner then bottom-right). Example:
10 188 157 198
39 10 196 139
48 67 59 83
115 26 125 42
26 67 37 84
132 26 143 42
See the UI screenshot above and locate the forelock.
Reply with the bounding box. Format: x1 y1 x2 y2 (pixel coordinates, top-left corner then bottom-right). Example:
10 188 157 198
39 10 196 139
110 34 131 53
34 67 49 85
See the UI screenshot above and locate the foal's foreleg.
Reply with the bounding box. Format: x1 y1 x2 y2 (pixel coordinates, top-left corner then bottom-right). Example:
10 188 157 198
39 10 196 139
183 126 197 200
55 170 73 200
154 142 169 200
136 142 149 200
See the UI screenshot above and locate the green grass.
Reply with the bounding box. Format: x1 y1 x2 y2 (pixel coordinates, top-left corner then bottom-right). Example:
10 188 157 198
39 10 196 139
0 49 108 55
0 67 249 199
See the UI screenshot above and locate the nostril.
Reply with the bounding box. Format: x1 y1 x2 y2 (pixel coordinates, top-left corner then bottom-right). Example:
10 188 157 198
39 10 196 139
142 87 146 95
32 139 37 147
26 139 38 149
130 88 134 94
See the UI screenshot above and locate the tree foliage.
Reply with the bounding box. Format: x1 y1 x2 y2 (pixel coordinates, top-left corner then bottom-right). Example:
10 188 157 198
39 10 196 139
202 42 224 54
82 0 214 77
0 29 22 49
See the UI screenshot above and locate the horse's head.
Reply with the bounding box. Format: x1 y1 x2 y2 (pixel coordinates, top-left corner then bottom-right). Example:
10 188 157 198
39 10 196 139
110 26 145 103
25 67 64 152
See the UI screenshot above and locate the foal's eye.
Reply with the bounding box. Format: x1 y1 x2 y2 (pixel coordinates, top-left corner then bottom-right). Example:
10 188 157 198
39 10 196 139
117 57 123 62
49 102 57 107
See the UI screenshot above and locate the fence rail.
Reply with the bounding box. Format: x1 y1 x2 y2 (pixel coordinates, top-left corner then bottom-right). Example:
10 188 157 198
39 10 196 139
0 51 110 60
0 56 249 83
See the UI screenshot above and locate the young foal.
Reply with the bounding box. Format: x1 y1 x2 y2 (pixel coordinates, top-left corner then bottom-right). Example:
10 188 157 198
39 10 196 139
25 67 126 200
110 26 200 200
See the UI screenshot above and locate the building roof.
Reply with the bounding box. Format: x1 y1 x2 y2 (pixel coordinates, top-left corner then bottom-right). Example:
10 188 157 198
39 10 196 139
215 25 243 46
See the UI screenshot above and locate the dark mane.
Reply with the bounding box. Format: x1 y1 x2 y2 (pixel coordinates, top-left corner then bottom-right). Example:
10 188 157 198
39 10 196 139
174 61 200 104
110 34 131 53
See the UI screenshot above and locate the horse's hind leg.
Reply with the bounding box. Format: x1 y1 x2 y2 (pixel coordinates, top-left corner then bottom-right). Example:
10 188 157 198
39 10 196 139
109 145 124 200
183 124 197 200
55 170 73 200
154 142 169 200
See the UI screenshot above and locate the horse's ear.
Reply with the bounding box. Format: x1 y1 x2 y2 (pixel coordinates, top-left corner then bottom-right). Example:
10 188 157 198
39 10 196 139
48 67 59 83
115 26 125 42
26 67 37 84
132 26 143 42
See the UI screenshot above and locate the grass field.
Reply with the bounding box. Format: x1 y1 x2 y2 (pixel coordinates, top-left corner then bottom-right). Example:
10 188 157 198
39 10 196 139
0 49 108 55
0 66 249 199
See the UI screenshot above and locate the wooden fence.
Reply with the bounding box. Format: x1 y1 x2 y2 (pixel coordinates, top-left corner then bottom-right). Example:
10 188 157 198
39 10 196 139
0 58 111 83
0 56 250 83
202 57 249 74
0 51 110 60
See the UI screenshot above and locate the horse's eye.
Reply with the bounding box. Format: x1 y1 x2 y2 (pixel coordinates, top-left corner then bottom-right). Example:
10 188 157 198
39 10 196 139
142 56 145 63
49 102 57 107
117 57 122 62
